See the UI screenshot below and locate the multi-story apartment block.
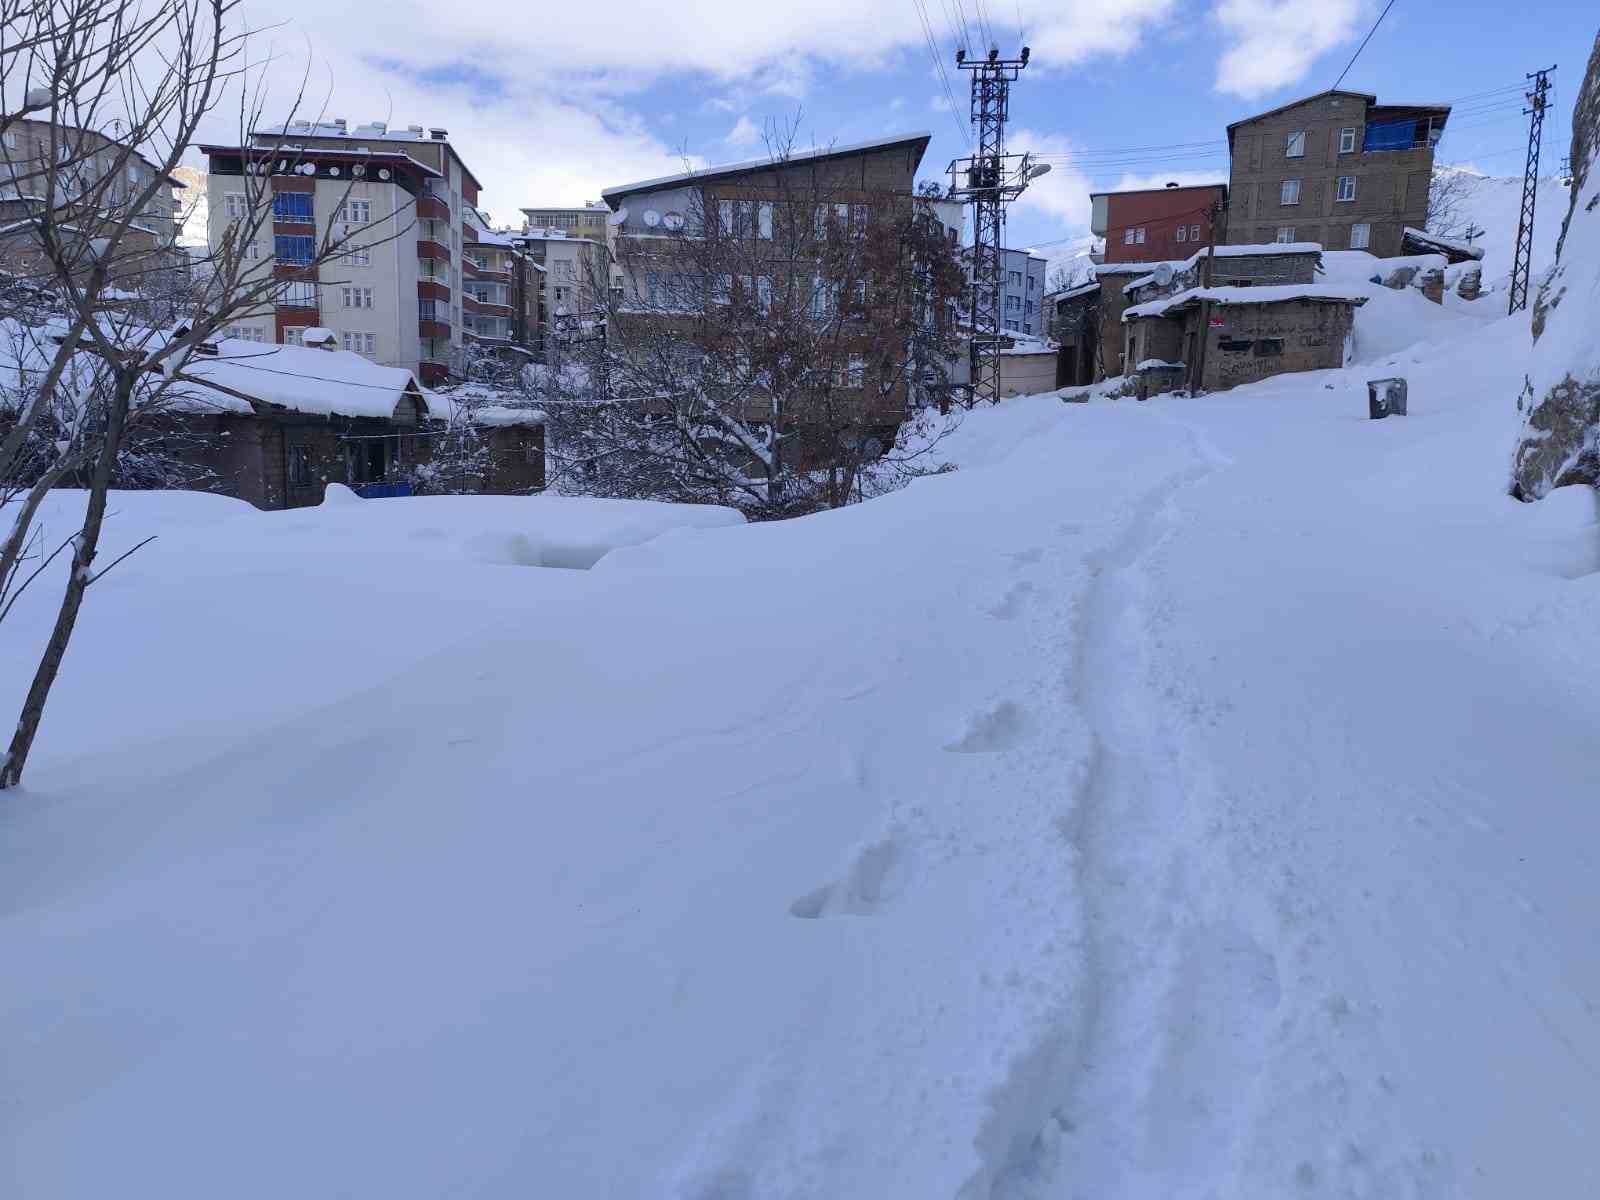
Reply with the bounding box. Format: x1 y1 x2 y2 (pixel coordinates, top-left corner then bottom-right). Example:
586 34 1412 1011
521 201 610 241
1091 183 1228 264
1225 90 1450 257
462 207 542 351
0 116 183 282
202 119 487 386
964 246 1047 337
512 227 610 351
600 131 935 453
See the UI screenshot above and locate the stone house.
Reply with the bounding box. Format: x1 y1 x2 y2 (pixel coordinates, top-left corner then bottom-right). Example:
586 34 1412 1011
157 333 544 508
1225 90 1450 257
1122 284 1366 394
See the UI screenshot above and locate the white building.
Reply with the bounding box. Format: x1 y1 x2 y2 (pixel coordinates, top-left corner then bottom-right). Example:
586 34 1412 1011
202 120 488 386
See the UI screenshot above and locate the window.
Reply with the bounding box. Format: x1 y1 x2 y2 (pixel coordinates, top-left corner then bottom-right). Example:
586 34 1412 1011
1280 179 1301 206
281 326 307 346
1176 225 1188 243
274 234 314 264
1008 270 1022 286
224 192 249 220
345 245 369 266
758 201 773 239
1275 226 1296 243
850 204 869 237
1005 319 1020 332
1339 127 1357 154
244 241 259 261
287 445 311 487
1123 228 1135 246
1025 300 1034 315
1350 222 1371 250
847 356 865 388
1027 275 1036 290
1336 175 1357 202
1 131 14 149
341 286 373 308
1252 337 1284 357
554 286 569 303
228 324 265 342
1134 227 1146 244
1005 295 1021 312
1286 131 1306 158
278 280 317 307
712 273 732 305
1189 224 1200 239
337 199 371 224
419 298 439 321
342 331 377 356
271 191 313 222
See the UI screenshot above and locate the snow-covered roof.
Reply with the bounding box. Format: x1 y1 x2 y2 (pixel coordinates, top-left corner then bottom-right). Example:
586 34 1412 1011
1095 259 1182 277
1184 242 1322 264
600 131 933 204
473 228 519 248
249 120 483 191
1135 358 1185 371
174 339 433 421
1124 284 1369 321
1402 226 1485 261
1052 279 1100 302
198 143 444 179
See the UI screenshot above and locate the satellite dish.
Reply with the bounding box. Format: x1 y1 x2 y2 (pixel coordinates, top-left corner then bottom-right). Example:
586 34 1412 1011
328 165 340 176
663 211 684 231
608 206 628 226
1153 263 1174 287
298 162 315 176
642 209 661 228
352 164 366 177
378 167 390 180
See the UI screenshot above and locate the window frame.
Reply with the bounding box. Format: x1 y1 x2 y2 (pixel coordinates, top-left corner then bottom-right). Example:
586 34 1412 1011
1285 131 1306 158
1275 226 1296 244
1349 222 1371 250
1336 175 1357 202
1280 179 1301 207
1339 127 1358 154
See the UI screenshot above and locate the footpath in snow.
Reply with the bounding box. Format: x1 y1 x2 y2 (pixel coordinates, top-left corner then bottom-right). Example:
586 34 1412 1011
2 282 1598 1199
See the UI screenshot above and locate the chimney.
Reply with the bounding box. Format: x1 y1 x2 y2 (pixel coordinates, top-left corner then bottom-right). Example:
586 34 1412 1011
332 118 347 132
429 128 448 140
372 121 387 134
407 124 424 135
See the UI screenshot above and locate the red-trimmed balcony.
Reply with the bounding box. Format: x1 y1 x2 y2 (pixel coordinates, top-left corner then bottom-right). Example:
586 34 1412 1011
416 237 450 262
418 318 452 339
415 193 450 222
417 279 450 302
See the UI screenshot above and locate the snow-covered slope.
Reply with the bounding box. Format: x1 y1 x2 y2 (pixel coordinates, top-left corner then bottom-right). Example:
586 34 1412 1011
3 285 1599 1198
1437 167 1571 291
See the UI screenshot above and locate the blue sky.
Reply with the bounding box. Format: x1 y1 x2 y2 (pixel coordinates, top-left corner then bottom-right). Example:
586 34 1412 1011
209 1 1594 259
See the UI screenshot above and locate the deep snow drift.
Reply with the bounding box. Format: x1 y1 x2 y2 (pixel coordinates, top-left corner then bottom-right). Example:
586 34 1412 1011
3 286 1599 1199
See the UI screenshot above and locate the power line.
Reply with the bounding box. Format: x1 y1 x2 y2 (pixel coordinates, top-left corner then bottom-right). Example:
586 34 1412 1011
1331 0 1399 91
910 0 972 145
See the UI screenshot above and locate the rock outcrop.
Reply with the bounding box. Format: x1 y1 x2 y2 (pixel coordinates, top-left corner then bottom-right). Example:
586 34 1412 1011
1510 27 1600 500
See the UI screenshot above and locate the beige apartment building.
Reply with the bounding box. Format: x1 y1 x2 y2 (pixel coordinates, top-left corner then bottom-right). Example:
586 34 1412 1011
0 115 183 283
512 228 610 350
1224 90 1450 257
203 119 489 385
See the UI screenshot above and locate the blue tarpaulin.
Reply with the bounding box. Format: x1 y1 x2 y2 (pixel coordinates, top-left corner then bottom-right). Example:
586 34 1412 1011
354 482 413 499
1363 118 1420 152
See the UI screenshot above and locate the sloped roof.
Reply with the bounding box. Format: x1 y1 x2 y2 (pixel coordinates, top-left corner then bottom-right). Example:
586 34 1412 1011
174 339 432 421
1124 284 1369 321
601 131 933 205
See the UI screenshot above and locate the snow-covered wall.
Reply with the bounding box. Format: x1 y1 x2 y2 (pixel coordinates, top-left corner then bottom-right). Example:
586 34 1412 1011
1510 27 1600 500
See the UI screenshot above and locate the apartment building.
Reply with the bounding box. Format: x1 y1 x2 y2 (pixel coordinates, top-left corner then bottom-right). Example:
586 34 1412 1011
0 115 183 282
203 119 486 385
1091 183 1227 264
964 246 1047 336
600 131 934 450
462 207 542 351
1225 90 1450 257
521 201 610 242
512 227 610 350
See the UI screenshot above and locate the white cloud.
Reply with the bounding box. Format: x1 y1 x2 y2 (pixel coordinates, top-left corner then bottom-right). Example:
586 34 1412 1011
180 0 1326 221
1212 0 1366 98
724 116 762 147
1006 129 1096 232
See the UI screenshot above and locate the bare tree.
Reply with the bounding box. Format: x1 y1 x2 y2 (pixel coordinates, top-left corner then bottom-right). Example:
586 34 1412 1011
0 0 409 788
1426 167 1477 240
546 126 966 518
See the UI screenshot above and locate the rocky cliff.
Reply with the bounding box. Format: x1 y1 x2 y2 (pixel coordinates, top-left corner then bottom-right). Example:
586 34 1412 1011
1509 28 1600 499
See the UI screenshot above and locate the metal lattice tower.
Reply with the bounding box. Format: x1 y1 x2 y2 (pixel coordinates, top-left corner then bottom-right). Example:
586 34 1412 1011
948 46 1037 406
1509 66 1555 316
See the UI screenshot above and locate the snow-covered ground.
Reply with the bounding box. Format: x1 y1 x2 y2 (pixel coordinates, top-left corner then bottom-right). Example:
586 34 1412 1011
1438 168 1571 292
3 284 1599 1198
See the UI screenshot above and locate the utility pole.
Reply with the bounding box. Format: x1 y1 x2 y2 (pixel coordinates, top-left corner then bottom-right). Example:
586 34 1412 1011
1463 222 1485 244
1509 65 1555 316
1189 197 1226 394
947 45 1047 406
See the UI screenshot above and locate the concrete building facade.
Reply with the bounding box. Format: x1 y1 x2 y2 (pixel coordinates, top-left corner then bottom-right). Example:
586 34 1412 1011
203 119 488 386
1225 90 1450 257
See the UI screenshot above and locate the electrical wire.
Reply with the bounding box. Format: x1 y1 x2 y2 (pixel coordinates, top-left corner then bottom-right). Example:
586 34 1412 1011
910 0 971 146
1331 0 1400 91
